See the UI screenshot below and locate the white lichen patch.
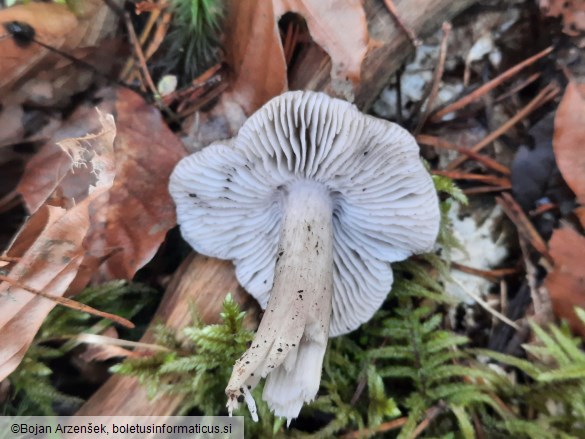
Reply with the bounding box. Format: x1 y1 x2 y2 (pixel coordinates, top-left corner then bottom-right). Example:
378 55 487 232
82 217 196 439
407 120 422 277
444 203 508 303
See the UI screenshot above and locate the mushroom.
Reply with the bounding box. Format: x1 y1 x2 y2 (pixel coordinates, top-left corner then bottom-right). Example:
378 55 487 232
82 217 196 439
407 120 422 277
169 91 440 423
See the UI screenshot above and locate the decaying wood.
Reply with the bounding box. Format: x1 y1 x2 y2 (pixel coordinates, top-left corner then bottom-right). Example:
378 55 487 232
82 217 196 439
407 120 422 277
75 253 259 416
290 0 477 110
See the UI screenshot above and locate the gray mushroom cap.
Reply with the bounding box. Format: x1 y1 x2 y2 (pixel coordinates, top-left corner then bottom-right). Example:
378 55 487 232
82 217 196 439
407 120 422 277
170 91 440 336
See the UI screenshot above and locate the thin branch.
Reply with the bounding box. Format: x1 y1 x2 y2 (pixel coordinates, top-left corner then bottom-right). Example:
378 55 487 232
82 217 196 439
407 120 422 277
447 82 560 170
342 416 408 439
0 275 134 328
75 333 171 352
496 193 552 264
463 185 511 195
123 11 159 98
452 262 518 283
450 275 520 330
382 0 421 47
431 46 553 122
432 170 510 187
417 134 510 175
494 72 542 104
412 403 447 438
415 22 451 133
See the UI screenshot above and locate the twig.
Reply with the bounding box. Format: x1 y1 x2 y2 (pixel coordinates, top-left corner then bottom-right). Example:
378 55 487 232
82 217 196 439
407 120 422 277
452 262 517 283
431 46 553 122
342 416 408 439
412 403 447 438
382 0 421 47
449 275 521 331
123 12 159 97
447 82 560 170
417 134 510 175
177 80 229 118
496 193 553 264
529 202 557 217
75 333 171 352
518 238 554 325
494 72 542 104
161 64 223 106
463 185 511 195
144 11 173 60
415 22 451 133
0 275 134 328
500 279 508 318
121 8 161 80
432 170 510 187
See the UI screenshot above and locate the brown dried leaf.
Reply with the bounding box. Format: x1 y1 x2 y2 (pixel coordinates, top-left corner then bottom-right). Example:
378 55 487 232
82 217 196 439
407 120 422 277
545 227 585 338
16 87 186 280
553 82 585 204
0 105 25 148
86 88 187 280
224 1 287 114
0 111 116 381
0 3 77 95
224 0 371 114
17 103 117 213
274 0 370 85
0 0 122 106
540 0 585 36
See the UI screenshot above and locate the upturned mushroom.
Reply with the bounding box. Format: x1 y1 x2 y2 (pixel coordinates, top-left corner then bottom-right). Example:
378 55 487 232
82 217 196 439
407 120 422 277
169 91 440 423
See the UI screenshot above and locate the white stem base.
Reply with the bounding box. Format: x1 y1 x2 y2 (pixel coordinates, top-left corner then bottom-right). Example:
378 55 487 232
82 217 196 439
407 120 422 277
226 181 334 423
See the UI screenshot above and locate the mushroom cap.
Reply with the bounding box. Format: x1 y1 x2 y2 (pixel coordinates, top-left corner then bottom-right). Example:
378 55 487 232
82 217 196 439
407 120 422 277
170 91 440 336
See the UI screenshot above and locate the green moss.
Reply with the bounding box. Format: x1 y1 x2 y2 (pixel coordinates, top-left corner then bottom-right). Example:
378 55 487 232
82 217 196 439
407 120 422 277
163 0 224 83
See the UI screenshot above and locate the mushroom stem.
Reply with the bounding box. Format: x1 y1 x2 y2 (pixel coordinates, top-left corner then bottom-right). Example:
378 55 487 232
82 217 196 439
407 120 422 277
226 181 334 422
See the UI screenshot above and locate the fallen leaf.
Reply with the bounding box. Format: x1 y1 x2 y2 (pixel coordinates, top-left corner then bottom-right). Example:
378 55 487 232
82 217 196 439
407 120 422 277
574 206 585 228
224 0 371 114
274 0 370 83
86 88 187 280
553 82 585 206
0 111 116 382
0 105 25 148
17 87 186 280
17 103 116 213
223 1 287 114
0 0 122 106
545 227 585 338
540 0 585 36
0 3 77 96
